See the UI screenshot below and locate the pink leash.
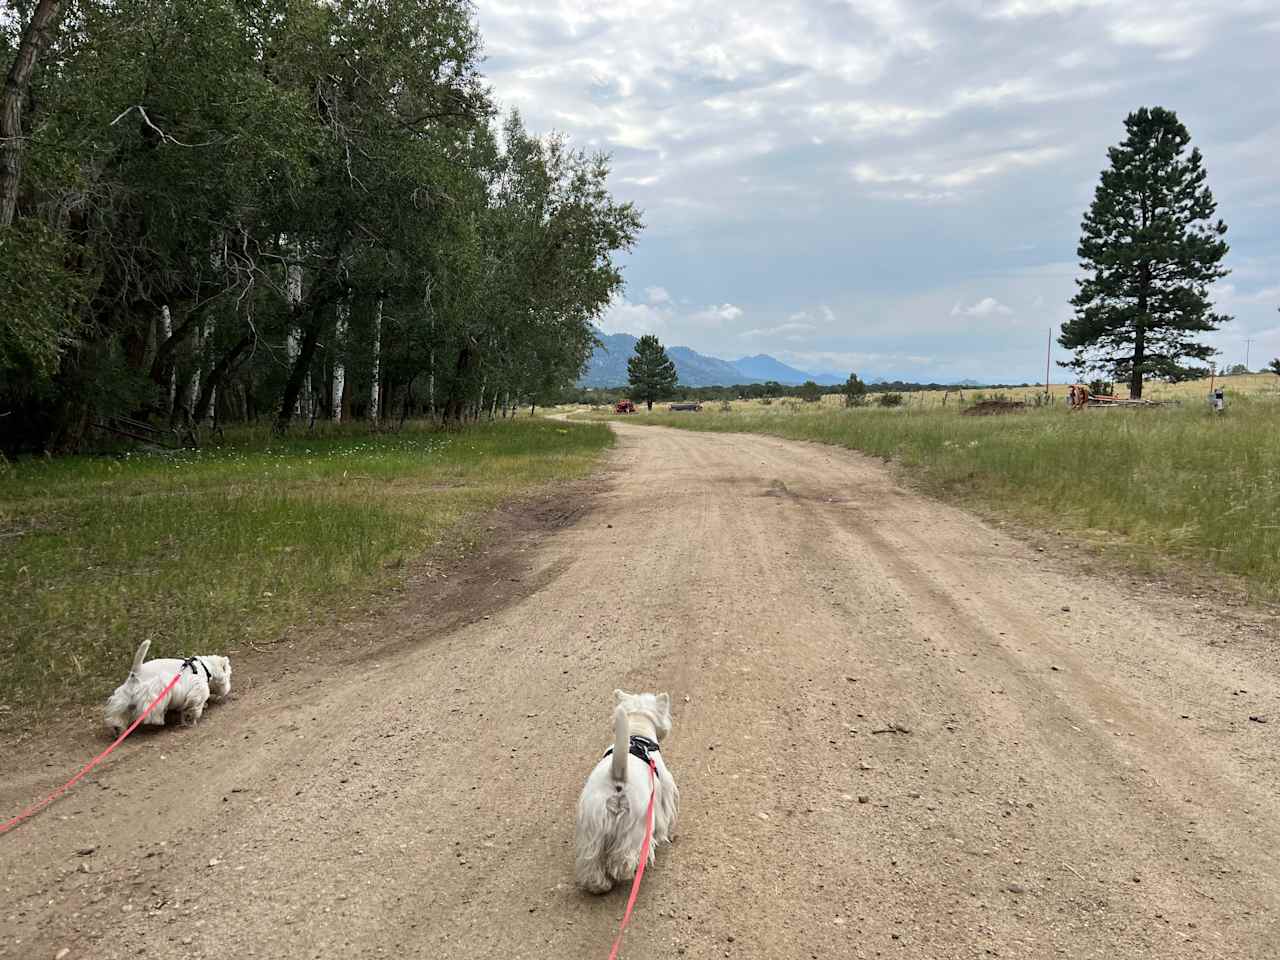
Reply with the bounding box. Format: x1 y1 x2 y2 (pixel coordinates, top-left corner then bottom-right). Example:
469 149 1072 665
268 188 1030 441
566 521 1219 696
607 758 658 960
0 666 187 836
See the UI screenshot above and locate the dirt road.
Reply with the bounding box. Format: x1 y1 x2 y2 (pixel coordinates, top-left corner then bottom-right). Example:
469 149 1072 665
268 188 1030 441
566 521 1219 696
3 422 1279 959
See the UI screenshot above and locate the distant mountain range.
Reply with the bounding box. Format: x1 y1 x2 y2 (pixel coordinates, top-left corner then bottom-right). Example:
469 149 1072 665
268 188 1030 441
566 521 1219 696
580 333 846 388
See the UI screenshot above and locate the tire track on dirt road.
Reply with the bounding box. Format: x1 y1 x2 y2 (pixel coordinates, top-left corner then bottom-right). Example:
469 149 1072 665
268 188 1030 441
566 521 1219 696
2 421 1278 959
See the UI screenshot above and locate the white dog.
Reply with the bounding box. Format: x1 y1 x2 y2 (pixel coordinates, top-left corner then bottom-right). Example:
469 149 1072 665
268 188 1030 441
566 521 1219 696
104 640 232 736
575 689 679 893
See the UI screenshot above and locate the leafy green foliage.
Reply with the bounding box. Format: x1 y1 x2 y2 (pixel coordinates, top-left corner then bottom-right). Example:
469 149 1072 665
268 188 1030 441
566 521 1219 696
877 392 904 408
798 380 822 402
1269 359 1280 377
1060 107 1230 399
842 373 868 407
0 219 85 377
626 334 678 410
0 1 639 452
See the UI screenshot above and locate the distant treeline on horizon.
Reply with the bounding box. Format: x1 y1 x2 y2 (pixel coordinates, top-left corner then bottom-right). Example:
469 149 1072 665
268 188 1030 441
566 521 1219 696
562 381 1040 403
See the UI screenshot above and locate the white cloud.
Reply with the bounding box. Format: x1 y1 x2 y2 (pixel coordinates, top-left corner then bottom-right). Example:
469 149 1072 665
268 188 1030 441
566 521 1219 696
741 321 817 337
690 303 745 327
779 350 942 371
935 147 1064 188
598 292 749 344
952 297 1014 317
984 0 1111 19
850 146 1063 198
1215 282 1280 307
598 297 671 337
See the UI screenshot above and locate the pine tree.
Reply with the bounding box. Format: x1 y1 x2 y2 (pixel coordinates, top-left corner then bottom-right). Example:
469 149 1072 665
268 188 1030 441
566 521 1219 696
798 380 822 402
1059 107 1230 399
842 372 868 407
626 334 677 410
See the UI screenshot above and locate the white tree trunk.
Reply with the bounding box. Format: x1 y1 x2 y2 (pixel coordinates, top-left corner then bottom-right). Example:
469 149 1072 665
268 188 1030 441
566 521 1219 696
159 305 176 415
186 319 203 418
332 301 348 423
370 299 382 422
285 258 306 419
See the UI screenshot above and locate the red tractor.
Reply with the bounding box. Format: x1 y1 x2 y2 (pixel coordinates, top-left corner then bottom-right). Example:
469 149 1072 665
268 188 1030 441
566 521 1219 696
614 399 637 414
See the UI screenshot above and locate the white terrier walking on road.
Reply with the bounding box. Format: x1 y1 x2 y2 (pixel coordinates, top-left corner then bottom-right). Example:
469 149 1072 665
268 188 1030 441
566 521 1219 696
103 640 232 736
575 689 679 893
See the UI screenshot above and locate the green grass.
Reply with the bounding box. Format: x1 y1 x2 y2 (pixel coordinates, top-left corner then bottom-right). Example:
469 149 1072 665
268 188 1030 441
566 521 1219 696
592 398 1280 600
0 418 613 717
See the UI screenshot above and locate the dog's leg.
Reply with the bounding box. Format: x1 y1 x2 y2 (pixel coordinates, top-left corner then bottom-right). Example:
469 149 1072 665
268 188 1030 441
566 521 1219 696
139 682 172 726
606 817 654 884
656 780 680 844
575 796 618 894
181 686 210 726
575 858 614 894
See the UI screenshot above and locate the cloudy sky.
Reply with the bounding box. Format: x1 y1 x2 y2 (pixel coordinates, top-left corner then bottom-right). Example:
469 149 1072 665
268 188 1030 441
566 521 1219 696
475 0 1279 382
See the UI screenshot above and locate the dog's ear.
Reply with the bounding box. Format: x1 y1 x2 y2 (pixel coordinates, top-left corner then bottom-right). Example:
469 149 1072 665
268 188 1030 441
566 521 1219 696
656 692 671 718
613 688 626 703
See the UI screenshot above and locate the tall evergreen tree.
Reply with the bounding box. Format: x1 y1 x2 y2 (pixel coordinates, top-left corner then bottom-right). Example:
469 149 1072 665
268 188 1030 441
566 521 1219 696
626 334 677 410
1059 107 1230 399
842 372 868 407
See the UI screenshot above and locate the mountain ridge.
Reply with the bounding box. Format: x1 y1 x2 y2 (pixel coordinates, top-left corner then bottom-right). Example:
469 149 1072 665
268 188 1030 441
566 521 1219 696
579 333 844 388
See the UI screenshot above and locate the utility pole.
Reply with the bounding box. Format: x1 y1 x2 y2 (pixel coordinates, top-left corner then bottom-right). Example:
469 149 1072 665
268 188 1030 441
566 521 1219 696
1244 338 1255 372
1044 327 1052 401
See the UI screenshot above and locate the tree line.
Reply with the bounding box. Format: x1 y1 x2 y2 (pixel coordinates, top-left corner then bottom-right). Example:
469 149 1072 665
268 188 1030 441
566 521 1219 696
0 0 641 454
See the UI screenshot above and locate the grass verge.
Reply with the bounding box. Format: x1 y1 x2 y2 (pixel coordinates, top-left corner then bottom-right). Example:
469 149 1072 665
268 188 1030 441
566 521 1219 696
0 418 613 718
589 399 1280 600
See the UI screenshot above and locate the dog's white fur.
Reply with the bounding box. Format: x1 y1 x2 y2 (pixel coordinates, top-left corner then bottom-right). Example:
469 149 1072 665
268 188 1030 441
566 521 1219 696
103 640 232 736
574 689 679 894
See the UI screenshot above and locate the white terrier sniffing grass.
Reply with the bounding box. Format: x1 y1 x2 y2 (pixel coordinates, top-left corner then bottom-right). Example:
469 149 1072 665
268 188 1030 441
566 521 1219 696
104 640 232 737
575 689 679 894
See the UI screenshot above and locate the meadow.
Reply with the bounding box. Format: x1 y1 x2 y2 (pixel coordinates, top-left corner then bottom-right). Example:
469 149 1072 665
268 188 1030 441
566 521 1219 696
720 370 1280 409
580 377 1280 601
0 419 613 718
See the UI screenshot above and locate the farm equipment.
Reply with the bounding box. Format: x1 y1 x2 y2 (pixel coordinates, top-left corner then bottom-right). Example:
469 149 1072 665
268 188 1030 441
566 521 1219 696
614 399 637 414
1068 385 1170 409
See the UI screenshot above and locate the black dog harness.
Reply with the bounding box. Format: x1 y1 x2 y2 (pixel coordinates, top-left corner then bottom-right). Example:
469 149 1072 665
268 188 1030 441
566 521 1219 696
183 657 212 681
603 735 661 778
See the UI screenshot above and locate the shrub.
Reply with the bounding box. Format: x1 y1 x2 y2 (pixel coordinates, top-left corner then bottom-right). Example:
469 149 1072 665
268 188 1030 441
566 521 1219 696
877 392 904 408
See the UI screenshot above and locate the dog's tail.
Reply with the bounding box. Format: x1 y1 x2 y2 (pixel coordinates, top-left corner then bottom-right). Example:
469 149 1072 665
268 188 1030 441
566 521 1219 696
128 639 151 678
610 706 629 782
